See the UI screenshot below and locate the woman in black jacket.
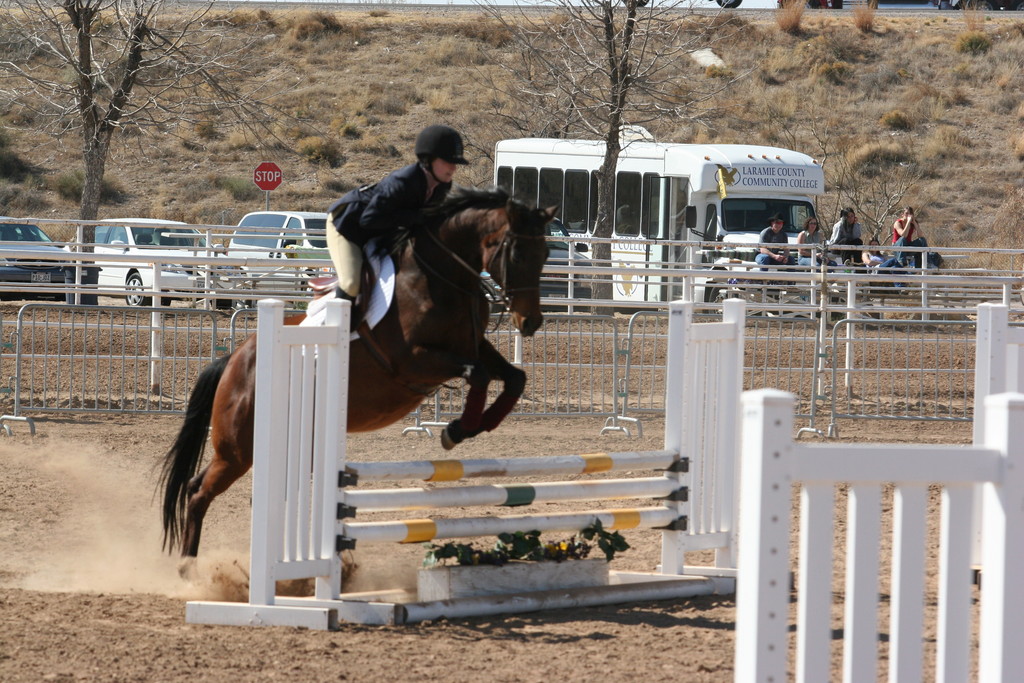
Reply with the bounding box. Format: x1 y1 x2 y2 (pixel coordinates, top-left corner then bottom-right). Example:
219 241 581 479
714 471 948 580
326 124 468 302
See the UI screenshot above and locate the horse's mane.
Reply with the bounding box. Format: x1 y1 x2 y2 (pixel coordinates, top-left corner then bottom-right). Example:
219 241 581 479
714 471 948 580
382 186 513 256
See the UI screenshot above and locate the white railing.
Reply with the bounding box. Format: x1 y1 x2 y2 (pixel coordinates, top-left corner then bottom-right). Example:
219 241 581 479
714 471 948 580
735 388 1024 683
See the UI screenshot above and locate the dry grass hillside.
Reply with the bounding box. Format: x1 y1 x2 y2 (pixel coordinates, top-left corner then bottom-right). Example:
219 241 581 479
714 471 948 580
1 6 1023 249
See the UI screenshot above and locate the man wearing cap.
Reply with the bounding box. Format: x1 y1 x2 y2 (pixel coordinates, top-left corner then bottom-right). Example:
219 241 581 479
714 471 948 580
755 213 795 269
326 124 469 305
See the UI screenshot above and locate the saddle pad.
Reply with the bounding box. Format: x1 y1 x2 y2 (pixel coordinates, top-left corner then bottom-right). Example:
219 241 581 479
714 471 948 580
300 246 395 338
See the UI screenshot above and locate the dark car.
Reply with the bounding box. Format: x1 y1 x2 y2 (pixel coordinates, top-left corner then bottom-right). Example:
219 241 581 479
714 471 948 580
542 219 593 300
0 218 69 300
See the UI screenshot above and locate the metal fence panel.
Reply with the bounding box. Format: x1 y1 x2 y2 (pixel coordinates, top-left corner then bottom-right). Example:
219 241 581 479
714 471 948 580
828 318 976 434
616 311 823 433
13 304 221 415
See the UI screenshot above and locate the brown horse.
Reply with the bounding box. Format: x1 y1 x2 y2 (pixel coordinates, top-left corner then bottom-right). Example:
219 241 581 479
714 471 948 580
160 187 554 558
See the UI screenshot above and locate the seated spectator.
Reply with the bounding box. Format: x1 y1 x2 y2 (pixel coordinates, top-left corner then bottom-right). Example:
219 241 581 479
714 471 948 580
862 237 909 287
755 214 795 269
797 216 836 268
892 206 929 269
829 207 863 264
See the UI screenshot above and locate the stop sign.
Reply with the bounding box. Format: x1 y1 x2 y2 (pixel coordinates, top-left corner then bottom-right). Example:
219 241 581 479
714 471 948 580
253 162 283 191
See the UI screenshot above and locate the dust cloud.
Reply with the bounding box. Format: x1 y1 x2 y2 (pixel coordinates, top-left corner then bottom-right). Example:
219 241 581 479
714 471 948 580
0 438 249 600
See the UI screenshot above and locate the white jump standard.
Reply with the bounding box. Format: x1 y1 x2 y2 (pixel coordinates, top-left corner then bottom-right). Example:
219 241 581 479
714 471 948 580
185 298 745 629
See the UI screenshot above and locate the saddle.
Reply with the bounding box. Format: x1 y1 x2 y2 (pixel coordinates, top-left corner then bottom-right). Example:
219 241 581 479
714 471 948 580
301 244 393 335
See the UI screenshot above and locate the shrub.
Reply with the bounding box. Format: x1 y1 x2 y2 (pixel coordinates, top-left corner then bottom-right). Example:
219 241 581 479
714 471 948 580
775 0 804 35
0 181 47 214
330 118 362 139
214 176 261 202
955 31 991 55
426 90 454 113
813 61 851 84
296 136 342 166
225 129 255 151
365 94 408 117
51 170 124 204
212 9 274 28
287 11 362 43
852 5 875 34
845 141 911 173
289 11 340 40
353 134 400 157
705 64 735 80
879 109 913 131
0 148 31 181
424 36 486 67
921 125 971 160
194 121 219 141
989 93 1019 115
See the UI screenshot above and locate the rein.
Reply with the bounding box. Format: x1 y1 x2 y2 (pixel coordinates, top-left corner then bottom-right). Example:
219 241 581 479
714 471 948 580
416 220 544 306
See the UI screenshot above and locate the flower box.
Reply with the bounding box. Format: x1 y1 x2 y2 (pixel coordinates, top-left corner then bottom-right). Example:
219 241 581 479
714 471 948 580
418 559 609 602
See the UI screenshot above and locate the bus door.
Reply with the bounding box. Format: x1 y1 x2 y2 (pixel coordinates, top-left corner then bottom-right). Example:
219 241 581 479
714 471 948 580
611 171 648 303
611 172 688 303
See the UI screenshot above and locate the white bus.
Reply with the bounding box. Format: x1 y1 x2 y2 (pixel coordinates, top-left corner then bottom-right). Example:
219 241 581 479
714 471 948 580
494 137 825 303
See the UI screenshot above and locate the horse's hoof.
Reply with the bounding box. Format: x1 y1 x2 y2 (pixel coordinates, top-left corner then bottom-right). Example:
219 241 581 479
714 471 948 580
441 421 462 450
177 556 199 581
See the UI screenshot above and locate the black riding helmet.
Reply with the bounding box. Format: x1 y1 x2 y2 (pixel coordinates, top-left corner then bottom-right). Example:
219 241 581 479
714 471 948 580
415 125 468 165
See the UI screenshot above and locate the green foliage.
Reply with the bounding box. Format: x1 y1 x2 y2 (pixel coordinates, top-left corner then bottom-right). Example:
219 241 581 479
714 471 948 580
297 136 343 166
214 175 261 201
51 170 124 204
423 522 630 567
577 519 630 562
955 31 991 55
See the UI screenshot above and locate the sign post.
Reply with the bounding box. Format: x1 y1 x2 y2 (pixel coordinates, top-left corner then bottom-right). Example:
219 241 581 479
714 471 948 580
253 162 283 210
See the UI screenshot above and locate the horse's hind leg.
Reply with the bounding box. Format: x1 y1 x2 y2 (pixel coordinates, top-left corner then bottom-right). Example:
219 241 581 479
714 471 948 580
181 456 251 561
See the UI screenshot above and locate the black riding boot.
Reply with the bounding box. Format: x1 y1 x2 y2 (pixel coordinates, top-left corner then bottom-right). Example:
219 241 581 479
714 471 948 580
334 287 362 331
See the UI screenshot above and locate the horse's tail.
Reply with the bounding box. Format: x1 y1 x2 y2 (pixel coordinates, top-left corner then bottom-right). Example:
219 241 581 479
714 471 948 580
158 353 231 554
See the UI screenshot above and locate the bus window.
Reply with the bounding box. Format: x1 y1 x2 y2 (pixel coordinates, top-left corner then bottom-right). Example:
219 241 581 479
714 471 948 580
539 168 563 212
513 167 538 205
641 173 662 239
589 171 599 233
563 170 589 234
722 198 813 234
670 177 689 241
496 166 513 193
615 171 641 237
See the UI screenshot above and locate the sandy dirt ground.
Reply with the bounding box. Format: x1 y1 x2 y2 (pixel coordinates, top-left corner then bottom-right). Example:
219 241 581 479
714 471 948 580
0 407 973 683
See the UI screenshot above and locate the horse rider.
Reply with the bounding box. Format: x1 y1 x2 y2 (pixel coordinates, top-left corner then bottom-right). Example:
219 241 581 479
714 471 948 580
326 124 469 306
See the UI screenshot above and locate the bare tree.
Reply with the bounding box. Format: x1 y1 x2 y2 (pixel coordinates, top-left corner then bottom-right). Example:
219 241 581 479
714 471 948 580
481 0 745 293
829 139 922 241
0 0 284 220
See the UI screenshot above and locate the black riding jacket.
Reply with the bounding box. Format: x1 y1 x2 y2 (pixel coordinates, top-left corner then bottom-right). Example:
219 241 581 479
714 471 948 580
329 163 452 245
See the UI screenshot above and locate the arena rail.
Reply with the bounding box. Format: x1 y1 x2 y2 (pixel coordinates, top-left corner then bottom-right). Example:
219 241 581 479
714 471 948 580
184 298 746 629
734 388 1024 683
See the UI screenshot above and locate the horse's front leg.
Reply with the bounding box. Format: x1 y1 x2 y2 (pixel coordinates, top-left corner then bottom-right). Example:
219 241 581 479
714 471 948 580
442 340 526 450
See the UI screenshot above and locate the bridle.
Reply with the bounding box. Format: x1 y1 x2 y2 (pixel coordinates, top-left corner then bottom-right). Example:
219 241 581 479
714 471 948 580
416 217 546 307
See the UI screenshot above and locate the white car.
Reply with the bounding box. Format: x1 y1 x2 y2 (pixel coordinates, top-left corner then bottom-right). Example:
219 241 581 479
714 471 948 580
94 218 213 306
230 211 329 257
223 211 331 308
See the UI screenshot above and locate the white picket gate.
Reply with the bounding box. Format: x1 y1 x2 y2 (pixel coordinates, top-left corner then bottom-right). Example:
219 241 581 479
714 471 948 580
734 388 1024 683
